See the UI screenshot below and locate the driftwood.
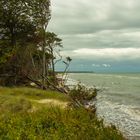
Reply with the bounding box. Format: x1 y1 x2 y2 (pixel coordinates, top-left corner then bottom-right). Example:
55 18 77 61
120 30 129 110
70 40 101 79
25 76 48 90
25 75 68 94
45 77 68 94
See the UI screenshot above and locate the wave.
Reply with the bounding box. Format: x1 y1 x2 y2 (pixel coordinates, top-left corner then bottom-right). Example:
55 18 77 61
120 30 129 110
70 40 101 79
96 100 140 137
69 73 140 80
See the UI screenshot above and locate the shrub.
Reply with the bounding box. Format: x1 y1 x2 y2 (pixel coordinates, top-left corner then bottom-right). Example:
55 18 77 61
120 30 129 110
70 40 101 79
69 84 97 101
68 83 97 110
0 107 125 140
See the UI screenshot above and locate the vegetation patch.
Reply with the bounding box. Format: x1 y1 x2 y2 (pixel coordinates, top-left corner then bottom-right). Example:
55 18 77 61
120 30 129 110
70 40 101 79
0 107 125 140
0 87 125 140
0 87 70 101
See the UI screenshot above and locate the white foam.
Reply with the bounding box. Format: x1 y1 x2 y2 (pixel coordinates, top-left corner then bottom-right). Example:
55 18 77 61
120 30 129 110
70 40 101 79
96 100 140 137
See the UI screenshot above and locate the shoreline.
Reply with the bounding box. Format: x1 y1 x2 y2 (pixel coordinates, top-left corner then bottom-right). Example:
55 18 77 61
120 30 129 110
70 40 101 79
67 73 140 140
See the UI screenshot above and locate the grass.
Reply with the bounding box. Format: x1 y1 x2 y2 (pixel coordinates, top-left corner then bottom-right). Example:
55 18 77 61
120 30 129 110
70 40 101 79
0 87 126 140
0 87 69 101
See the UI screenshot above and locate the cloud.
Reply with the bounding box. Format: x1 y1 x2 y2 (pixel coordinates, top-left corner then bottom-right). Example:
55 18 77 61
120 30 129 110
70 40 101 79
92 64 111 68
61 48 140 61
48 0 140 71
92 64 101 67
49 0 140 34
59 29 140 52
102 64 111 67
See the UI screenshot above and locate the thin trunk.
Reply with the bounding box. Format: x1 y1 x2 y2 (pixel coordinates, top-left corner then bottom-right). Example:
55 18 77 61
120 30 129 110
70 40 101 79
42 43 46 86
50 46 56 84
50 47 55 74
30 52 35 68
9 22 16 47
42 25 47 87
61 63 70 86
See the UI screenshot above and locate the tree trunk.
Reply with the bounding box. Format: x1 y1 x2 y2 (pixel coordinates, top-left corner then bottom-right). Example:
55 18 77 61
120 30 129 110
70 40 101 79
42 43 46 86
42 25 47 87
50 47 55 74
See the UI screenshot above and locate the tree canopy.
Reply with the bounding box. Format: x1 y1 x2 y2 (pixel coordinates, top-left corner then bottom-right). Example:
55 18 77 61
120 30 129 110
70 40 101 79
0 0 50 85
0 0 71 90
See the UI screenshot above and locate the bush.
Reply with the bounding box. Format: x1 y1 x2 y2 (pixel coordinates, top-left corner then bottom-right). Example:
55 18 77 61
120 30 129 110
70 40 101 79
69 84 97 101
69 83 97 109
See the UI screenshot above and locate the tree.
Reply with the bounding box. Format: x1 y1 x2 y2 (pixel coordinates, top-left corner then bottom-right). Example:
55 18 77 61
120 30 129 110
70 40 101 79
0 0 51 86
61 56 72 86
26 0 51 86
0 0 36 85
0 0 71 93
45 32 62 76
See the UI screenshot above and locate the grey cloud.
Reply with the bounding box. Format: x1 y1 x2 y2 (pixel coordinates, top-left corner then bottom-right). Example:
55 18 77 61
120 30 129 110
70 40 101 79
59 29 140 52
49 0 140 34
48 0 140 71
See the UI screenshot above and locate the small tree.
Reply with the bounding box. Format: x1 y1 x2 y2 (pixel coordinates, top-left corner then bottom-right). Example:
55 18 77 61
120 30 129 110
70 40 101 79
46 32 62 73
45 32 62 84
61 56 72 86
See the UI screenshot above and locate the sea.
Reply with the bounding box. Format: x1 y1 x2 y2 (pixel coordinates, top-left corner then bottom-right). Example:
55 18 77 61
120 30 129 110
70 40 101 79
68 73 140 140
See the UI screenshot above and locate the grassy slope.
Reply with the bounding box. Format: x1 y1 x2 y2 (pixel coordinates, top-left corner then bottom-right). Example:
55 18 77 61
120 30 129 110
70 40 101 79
0 87 125 140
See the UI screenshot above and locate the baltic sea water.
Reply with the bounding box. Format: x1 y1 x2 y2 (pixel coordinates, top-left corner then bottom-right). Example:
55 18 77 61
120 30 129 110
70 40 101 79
68 73 140 140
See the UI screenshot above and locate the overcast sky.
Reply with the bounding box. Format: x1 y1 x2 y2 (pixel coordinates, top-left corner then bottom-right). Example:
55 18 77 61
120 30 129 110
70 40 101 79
48 0 140 72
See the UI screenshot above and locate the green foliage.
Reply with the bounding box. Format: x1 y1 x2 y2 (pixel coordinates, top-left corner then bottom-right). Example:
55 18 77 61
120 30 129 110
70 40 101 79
69 83 97 103
0 0 51 86
0 0 67 88
46 32 62 47
0 87 125 140
0 107 125 140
